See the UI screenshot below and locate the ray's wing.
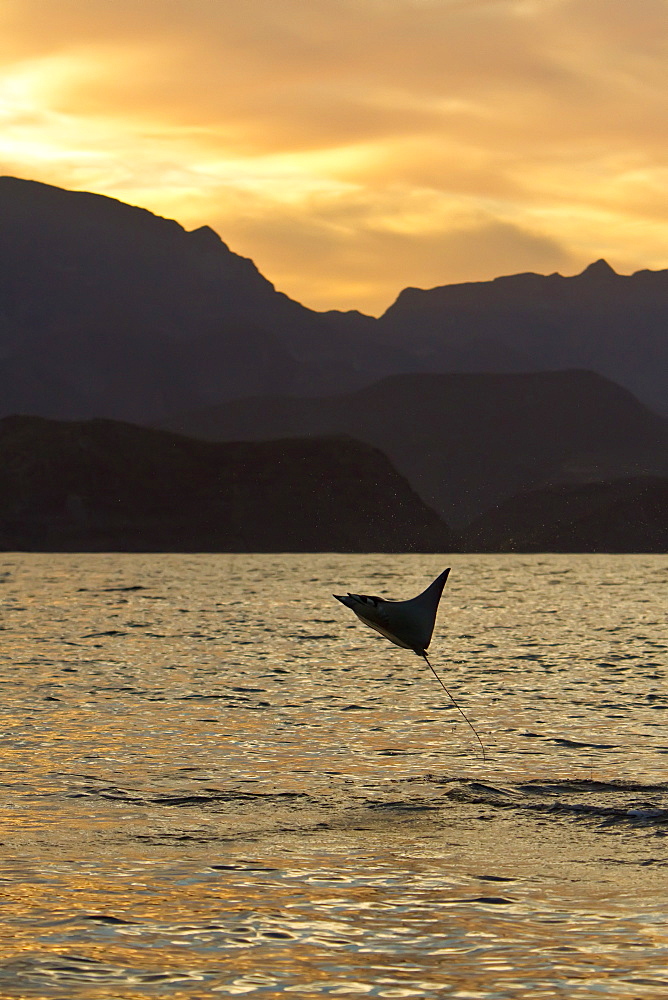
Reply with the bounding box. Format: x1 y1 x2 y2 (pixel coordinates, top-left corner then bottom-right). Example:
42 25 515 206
348 595 415 650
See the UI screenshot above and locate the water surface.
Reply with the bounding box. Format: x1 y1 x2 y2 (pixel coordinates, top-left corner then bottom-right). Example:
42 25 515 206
0 553 666 997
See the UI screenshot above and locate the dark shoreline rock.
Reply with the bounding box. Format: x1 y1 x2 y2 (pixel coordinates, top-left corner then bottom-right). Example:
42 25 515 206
0 415 452 552
458 476 668 553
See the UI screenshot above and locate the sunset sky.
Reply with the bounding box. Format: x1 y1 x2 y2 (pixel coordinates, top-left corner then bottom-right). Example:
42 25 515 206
2 0 668 314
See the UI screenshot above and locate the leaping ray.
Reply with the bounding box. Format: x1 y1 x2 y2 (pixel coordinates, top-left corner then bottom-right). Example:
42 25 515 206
334 569 486 761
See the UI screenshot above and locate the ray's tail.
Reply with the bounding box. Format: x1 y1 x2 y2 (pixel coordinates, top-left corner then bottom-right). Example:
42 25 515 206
422 653 487 763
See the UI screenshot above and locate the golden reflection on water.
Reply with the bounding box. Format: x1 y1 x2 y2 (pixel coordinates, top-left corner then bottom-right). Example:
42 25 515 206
0 854 665 998
0 552 665 997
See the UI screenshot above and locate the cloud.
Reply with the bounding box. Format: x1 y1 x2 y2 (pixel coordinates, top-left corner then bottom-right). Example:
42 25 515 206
207 186 578 313
1 0 668 310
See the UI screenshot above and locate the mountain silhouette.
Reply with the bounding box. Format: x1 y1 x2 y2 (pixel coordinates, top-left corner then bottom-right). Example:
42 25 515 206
2 175 667 550
0 416 451 552
2 176 668 424
158 370 668 527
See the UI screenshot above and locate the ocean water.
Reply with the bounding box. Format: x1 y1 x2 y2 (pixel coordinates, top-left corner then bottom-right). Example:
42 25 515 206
0 552 666 999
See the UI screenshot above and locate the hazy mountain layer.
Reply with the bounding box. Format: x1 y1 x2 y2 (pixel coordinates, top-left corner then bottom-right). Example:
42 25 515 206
160 370 668 527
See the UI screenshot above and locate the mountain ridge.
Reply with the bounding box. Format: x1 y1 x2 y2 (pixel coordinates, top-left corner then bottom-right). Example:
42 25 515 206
0 175 378 422
378 258 668 414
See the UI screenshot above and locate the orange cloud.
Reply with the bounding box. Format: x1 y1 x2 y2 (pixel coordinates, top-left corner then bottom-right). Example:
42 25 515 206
1 0 668 312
